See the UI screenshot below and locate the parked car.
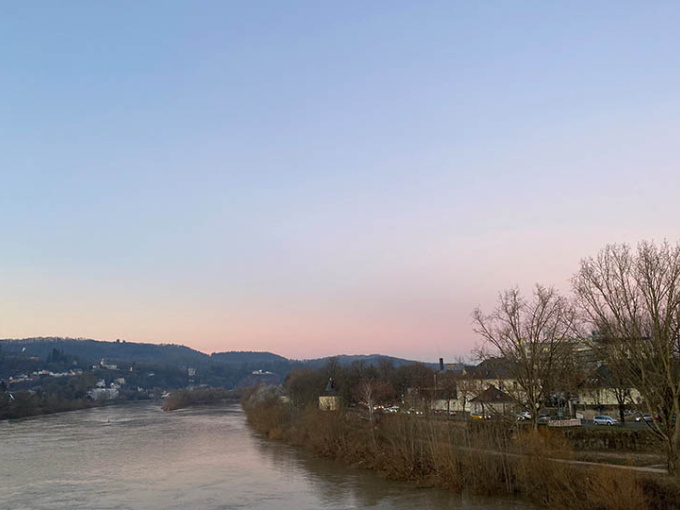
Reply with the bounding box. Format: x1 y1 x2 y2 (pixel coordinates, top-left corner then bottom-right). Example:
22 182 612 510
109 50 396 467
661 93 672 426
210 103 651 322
593 415 619 426
471 413 491 420
635 413 653 423
537 413 551 424
516 411 532 421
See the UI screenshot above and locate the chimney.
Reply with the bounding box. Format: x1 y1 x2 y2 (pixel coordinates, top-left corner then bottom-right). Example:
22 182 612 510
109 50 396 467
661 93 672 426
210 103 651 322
439 358 444 372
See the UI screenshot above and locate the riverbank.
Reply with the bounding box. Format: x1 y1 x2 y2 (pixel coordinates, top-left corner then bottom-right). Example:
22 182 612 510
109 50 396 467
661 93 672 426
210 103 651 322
161 387 241 411
0 391 109 420
242 387 680 510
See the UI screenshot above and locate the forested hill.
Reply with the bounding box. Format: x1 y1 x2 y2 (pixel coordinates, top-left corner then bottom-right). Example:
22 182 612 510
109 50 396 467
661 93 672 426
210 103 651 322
0 338 439 392
210 351 288 364
293 354 438 370
1 338 436 372
0 337 211 366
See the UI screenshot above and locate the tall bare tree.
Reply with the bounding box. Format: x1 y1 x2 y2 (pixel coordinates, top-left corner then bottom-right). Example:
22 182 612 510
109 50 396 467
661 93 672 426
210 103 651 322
453 372 484 421
573 240 680 474
588 340 635 424
473 285 575 429
353 378 394 422
435 371 458 417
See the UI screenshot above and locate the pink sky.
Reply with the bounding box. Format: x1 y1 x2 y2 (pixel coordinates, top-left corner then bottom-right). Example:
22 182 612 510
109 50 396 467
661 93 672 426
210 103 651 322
2 3 680 362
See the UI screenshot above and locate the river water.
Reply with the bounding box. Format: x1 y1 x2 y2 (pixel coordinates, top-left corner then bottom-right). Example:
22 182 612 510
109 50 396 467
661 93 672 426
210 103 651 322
0 403 532 510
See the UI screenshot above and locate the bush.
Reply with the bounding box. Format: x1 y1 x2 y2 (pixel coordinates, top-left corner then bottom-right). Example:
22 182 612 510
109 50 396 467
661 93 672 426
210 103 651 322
161 387 238 411
561 427 660 452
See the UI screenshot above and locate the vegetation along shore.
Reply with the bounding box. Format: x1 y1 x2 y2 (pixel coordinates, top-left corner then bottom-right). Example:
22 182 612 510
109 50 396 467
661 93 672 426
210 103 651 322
242 376 680 510
161 387 241 411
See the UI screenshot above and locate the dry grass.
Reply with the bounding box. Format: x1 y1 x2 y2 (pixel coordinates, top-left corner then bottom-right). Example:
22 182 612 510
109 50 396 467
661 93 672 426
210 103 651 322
242 397 677 510
586 466 648 510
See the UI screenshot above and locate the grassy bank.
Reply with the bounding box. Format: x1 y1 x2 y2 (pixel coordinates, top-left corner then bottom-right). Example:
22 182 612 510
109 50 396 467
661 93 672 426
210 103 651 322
242 388 680 510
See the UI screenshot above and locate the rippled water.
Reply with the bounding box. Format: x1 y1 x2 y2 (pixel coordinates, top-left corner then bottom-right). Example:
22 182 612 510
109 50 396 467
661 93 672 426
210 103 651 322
1 403 532 510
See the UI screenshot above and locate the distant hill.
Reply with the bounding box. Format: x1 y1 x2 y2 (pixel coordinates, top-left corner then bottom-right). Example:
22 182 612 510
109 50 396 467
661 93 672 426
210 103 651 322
210 351 289 365
0 338 439 381
0 337 211 367
293 354 439 370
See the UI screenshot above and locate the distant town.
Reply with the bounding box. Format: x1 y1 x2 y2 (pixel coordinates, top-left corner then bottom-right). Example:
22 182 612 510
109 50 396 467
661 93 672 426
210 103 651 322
0 336 433 419
0 333 652 425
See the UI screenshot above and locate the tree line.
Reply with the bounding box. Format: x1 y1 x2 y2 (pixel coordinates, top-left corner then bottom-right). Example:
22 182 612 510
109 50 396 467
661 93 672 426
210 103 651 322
284 356 439 413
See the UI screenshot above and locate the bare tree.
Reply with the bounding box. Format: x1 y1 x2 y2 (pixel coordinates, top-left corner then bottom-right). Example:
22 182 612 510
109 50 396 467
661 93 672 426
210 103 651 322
473 285 575 429
285 369 327 409
573 241 680 474
435 371 458 417
454 372 484 421
391 363 434 409
588 340 635 424
353 378 394 422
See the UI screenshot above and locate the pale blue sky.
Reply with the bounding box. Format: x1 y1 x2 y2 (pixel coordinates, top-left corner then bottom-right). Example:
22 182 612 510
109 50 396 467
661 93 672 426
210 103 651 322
2 2 679 360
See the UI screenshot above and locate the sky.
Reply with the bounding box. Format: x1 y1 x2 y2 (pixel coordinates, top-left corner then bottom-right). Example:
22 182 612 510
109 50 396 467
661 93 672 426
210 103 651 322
1 2 679 362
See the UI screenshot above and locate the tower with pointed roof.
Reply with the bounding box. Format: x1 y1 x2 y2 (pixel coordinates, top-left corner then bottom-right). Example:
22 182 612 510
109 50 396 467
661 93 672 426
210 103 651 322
318 378 341 411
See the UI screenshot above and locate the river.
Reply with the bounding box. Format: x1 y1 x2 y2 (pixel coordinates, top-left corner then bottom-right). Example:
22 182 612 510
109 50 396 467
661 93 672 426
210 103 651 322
0 403 532 510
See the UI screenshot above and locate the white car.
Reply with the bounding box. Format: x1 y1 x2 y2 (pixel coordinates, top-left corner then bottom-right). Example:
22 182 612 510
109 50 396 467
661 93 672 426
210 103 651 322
593 415 619 426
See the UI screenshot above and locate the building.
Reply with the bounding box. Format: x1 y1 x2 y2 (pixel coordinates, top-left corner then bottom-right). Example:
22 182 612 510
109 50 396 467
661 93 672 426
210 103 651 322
318 378 341 411
469 385 515 417
87 387 119 401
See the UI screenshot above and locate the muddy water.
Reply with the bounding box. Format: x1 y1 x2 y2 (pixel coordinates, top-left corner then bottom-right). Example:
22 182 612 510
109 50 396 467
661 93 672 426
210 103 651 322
0 403 532 509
